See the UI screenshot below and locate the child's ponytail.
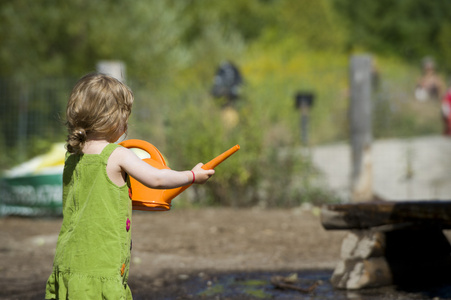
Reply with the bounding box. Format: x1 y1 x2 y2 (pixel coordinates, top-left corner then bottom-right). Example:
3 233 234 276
66 127 87 154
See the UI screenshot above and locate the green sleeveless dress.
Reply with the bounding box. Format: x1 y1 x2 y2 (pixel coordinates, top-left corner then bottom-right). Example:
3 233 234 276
45 144 133 300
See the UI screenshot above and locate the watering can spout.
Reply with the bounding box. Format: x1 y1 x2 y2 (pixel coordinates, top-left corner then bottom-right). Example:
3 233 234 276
119 140 240 211
161 144 240 204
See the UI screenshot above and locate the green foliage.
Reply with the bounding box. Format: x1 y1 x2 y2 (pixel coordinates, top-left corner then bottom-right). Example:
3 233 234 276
332 0 451 72
268 0 346 50
127 33 350 207
371 57 443 138
0 0 447 206
0 0 190 81
129 77 338 207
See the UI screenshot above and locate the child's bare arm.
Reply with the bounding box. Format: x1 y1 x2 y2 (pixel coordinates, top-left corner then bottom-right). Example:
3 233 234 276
191 162 215 184
117 147 214 189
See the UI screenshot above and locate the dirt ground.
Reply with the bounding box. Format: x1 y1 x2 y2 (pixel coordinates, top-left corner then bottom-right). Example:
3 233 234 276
0 206 350 299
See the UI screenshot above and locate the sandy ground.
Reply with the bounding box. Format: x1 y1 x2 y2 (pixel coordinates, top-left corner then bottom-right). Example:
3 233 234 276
0 207 348 299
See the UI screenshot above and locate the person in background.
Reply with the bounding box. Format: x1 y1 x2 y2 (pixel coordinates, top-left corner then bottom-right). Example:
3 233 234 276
441 85 451 136
415 57 446 102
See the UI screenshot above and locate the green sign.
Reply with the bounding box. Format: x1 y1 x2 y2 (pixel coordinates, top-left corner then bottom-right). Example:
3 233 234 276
0 173 62 217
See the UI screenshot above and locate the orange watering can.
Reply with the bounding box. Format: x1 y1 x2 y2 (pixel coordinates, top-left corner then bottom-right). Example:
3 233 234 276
119 139 240 211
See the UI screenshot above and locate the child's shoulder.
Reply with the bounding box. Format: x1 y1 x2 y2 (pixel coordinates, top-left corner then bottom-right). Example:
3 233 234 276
110 145 139 163
112 145 134 157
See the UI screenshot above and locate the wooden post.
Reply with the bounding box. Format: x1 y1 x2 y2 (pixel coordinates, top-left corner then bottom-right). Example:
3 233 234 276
349 55 373 202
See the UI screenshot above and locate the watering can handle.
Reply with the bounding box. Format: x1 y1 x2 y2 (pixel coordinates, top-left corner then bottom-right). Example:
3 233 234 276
119 139 167 166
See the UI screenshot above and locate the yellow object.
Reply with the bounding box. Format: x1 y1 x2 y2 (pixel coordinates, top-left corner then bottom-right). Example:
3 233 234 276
36 143 66 171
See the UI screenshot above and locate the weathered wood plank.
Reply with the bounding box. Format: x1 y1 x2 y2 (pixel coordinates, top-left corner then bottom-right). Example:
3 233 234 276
321 201 451 230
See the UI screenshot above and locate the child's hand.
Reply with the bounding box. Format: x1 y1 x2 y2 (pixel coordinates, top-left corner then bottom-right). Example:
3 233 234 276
191 163 215 184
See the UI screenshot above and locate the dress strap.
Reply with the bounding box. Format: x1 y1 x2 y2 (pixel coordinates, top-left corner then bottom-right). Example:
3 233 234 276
100 143 121 162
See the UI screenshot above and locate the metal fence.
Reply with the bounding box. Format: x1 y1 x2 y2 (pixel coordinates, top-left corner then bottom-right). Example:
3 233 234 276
0 77 77 216
0 58 450 217
0 77 76 166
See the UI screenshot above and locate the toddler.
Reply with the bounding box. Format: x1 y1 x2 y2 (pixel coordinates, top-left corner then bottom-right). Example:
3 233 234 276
45 73 214 299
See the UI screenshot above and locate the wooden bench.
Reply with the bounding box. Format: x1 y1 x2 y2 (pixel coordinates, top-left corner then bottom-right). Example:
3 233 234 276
321 201 451 289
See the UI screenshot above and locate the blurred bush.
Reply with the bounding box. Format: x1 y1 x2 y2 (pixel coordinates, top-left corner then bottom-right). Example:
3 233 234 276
0 0 446 206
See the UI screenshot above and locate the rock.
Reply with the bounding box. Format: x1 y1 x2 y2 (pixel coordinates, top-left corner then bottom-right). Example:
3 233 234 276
340 231 385 259
331 257 392 289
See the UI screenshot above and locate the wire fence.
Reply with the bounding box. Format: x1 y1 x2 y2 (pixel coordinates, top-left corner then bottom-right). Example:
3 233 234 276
0 61 450 212
0 77 76 166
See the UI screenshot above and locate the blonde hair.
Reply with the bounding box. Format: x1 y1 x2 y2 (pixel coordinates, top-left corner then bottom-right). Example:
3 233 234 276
66 73 134 154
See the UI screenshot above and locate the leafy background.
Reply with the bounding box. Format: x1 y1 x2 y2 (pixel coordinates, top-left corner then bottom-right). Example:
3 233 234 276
1 0 450 207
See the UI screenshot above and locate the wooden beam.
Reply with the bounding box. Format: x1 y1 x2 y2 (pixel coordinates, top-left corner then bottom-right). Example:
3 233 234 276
321 201 451 230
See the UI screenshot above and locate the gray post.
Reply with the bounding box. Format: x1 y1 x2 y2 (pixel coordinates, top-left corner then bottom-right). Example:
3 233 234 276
295 92 314 146
96 61 126 82
300 105 310 145
349 55 373 202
